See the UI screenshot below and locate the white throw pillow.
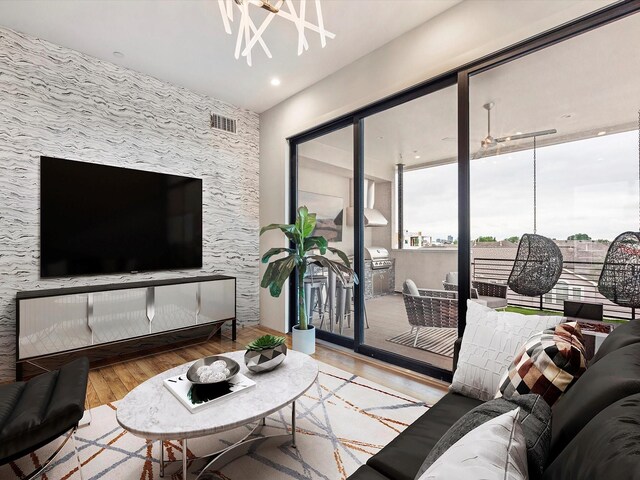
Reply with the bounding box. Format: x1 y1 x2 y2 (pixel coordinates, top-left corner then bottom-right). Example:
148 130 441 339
450 300 563 401
418 408 528 480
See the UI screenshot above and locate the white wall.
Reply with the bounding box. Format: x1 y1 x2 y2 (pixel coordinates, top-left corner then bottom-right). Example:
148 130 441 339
259 0 614 332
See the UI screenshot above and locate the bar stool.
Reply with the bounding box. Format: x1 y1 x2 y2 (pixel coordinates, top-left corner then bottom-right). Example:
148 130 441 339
304 273 327 325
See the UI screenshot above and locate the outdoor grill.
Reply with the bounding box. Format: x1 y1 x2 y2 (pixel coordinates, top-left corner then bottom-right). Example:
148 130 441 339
365 247 392 270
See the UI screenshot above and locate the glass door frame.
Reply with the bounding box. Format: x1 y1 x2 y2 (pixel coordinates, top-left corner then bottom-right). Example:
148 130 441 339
288 1 640 382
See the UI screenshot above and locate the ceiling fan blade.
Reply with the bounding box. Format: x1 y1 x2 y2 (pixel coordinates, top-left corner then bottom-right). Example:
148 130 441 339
495 129 557 143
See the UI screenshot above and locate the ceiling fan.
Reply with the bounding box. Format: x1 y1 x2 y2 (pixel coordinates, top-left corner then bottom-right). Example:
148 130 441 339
474 102 557 159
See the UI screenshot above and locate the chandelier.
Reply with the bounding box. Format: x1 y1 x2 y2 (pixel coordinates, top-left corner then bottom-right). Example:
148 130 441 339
217 0 335 66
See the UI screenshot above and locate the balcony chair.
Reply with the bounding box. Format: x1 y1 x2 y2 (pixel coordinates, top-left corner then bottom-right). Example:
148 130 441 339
442 271 508 309
0 357 89 480
402 280 458 347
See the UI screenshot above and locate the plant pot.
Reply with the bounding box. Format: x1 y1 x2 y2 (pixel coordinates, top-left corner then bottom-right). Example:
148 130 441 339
292 324 315 354
244 343 287 373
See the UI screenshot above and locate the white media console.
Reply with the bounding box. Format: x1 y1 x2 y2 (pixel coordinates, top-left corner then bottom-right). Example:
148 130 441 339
16 275 236 379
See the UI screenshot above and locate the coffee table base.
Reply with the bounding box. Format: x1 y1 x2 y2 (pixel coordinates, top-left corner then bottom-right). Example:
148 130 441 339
159 401 297 479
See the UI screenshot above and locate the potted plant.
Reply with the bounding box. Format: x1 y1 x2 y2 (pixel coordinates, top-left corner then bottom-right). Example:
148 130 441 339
244 334 287 373
260 206 357 354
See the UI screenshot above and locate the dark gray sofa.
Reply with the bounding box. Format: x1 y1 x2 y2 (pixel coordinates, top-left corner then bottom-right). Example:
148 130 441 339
348 320 640 480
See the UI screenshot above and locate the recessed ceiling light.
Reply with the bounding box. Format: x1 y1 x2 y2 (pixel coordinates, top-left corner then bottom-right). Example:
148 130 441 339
597 131 606 136
415 155 421 159
270 77 281 86
515 131 523 135
112 51 124 59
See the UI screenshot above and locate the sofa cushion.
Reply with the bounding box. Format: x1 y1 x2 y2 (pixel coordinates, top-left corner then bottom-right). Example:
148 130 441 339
543 393 640 480
550 342 640 461
590 319 640 365
497 322 587 407
451 301 563 401
417 408 528 480
417 394 551 480
348 465 393 480
366 392 482 480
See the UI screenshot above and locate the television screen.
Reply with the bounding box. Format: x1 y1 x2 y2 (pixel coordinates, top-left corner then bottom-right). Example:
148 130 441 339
40 157 202 277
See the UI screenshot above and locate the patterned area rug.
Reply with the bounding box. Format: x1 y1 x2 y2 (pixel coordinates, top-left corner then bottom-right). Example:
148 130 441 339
387 327 457 357
1 362 432 480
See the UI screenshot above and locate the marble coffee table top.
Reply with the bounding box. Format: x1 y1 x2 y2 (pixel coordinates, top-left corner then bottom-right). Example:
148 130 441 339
116 350 318 440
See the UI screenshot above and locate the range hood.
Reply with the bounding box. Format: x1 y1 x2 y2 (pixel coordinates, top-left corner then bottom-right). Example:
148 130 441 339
344 179 388 227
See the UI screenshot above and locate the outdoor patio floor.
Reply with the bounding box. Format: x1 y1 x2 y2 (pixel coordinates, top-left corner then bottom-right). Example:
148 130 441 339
311 293 454 372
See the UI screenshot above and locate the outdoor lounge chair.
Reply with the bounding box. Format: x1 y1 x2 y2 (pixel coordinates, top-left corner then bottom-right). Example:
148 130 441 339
443 271 508 309
402 280 458 347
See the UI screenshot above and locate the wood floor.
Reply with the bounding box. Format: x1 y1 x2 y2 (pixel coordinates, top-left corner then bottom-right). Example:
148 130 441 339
86 324 448 409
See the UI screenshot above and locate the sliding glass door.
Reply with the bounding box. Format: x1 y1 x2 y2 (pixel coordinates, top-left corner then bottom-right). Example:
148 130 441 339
295 125 356 347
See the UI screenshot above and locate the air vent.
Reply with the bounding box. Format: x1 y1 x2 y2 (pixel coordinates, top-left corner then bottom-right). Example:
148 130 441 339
210 113 237 134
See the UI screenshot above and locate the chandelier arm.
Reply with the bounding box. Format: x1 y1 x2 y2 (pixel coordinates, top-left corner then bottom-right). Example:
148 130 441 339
218 0 233 34
242 1 253 66
242 9 273 58
315 0 326 47
240 0 283 57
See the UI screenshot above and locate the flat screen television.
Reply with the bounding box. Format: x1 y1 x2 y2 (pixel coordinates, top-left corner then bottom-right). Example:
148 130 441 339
40 156 203 277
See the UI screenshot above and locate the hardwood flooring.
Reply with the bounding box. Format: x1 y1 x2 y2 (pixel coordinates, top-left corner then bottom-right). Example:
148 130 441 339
86 324 448 409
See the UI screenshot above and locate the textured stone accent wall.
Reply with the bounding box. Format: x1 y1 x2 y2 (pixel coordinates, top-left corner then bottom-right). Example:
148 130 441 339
0 27 260 381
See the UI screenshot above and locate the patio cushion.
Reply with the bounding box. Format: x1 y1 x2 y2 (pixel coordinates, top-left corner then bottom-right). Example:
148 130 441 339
477 295 507 309
366 392 482 480
403 279 419 296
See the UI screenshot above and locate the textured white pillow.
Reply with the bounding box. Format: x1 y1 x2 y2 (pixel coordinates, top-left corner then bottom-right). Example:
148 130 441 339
450 300 563 401
419 408 528 480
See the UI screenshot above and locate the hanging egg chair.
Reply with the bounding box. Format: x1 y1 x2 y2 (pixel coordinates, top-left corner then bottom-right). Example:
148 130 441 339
598 111 640 310
506 134 563 297
508 233 563 297
598 231 640 308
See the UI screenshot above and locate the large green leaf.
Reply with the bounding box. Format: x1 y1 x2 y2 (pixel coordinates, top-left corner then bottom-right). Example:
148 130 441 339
261 247 294 264
296 206 317 239
327 247 351 268
303 236 328 255
261 256 296 297
259 223 296 241
306 255 359 285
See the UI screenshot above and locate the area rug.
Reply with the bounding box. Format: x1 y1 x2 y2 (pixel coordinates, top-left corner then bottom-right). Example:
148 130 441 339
387 327 457 357
1 362 433 480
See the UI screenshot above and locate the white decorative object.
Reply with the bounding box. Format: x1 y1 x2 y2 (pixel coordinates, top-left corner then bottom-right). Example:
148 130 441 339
450 300 563 401
292 325 315 354
419 408 528 480
163 372 256 413
217 0 335 66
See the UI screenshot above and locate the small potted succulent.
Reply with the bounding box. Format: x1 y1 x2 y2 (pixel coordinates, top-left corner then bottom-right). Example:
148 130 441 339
244 334 287 373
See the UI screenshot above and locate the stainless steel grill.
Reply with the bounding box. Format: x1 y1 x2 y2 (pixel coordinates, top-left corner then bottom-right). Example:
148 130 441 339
365 247 392 270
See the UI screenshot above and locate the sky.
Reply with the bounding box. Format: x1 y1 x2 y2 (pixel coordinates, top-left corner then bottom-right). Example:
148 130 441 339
403 130 638 241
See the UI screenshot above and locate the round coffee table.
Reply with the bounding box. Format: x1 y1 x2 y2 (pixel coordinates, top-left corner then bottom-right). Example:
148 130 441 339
117 350 318 479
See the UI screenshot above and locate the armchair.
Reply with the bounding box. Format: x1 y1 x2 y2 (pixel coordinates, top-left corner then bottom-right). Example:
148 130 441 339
402 280 458 347
0 357 89 479
442 271 508 310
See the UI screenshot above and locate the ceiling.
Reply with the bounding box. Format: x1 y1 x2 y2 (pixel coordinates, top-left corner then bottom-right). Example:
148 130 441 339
0 0 461 113
301 10 640 177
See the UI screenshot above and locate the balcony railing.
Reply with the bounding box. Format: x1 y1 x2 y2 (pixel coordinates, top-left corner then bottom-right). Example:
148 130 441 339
472 257 633 321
